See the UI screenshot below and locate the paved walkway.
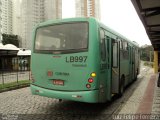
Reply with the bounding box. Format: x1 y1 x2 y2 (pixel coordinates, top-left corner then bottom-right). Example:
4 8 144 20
118 66 153 114
118 66 160 119
136 74 156 114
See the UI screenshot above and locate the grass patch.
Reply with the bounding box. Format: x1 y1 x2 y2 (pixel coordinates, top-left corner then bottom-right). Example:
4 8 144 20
0 80 30 92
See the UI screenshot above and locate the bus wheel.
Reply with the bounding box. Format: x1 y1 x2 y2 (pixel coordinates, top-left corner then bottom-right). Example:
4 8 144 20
119 75 125 97
135 69 138 81
59 99 62 102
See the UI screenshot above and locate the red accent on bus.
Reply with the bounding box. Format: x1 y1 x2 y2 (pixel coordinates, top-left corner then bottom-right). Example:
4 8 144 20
86 84 91 88
88 78 94 83
47 71 53 77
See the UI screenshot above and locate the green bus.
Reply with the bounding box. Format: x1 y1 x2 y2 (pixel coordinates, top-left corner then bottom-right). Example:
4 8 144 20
30 17 140 103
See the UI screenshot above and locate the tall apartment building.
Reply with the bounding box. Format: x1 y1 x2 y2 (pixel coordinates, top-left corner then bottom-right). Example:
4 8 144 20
44 0 62 20
0 0 62 49
75 0 100 20
1 0 12 34
20 0 44 49
20 0 62 49
12 0 21 36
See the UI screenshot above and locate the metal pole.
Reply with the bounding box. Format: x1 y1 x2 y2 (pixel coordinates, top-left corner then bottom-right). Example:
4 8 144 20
2 69 4 85
2 58 4 86
154 51 158 73
28 56 30 81
17 57 19 85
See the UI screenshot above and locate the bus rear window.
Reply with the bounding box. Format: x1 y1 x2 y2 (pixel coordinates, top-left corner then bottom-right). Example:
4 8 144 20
34 22 88 54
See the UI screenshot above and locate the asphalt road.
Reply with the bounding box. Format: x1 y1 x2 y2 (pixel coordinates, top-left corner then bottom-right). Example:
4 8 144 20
0 63 152 120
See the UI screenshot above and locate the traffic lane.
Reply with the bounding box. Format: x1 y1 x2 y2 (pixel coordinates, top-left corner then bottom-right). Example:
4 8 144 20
0 67 148 119
0 80 142 120
0 87 116 115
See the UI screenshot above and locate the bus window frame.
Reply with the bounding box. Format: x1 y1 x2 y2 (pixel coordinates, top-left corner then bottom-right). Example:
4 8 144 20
100 28 106 61
33 21 89 54
112 40 118 68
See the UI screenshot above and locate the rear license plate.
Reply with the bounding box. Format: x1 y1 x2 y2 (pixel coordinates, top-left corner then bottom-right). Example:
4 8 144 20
53 80 64 86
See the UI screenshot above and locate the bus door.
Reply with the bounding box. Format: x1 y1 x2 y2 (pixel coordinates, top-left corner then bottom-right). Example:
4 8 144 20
132 47 135 80
105 36 112 100
99 29 111 102
111 39 120 94
129 45 133 83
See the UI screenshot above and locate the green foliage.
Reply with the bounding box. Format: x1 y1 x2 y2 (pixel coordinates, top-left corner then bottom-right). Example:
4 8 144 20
140 45 154 62
0 80 30 91
2 34 19 47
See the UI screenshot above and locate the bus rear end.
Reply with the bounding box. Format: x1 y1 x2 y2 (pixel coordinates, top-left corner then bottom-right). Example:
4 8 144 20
30 18 100 103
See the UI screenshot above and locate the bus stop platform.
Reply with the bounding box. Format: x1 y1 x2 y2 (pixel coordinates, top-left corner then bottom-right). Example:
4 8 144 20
118 66 160 119
136 74 159 114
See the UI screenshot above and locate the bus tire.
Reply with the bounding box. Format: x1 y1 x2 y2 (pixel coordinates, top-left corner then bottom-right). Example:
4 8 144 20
118 75 125 97
135 69 138 80
59 99 62 102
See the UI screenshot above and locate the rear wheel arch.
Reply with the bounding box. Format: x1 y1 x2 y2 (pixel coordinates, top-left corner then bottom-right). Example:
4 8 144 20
118 74 125 96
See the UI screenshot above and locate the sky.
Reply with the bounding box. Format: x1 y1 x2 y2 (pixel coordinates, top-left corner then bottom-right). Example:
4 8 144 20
62 0 151 46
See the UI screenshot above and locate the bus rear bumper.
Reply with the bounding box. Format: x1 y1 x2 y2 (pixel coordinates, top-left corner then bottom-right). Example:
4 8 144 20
30 84 99 103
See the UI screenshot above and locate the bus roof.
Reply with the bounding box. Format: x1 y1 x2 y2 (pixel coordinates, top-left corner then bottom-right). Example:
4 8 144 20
98 22 139 47
35 17 92 27
34 17 139 48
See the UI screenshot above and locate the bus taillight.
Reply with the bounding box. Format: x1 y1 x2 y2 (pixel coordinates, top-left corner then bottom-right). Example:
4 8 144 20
91 72 96 77
86 84 91 88
88 78 94 83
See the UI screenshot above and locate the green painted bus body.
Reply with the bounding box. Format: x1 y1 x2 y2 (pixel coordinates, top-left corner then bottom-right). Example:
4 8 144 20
31 17 139 103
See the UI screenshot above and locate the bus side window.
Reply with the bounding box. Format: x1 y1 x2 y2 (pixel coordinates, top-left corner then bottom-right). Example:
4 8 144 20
112 40 118 67
106 36 110 58
100 28 106 61
120 40 123 49
123 41 128 50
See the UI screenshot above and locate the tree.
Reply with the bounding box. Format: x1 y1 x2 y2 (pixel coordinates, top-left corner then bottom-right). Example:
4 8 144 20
140 45 154 62
2 34 19 47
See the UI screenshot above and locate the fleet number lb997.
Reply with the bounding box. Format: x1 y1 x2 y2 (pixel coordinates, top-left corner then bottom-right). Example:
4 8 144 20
66 56 87 63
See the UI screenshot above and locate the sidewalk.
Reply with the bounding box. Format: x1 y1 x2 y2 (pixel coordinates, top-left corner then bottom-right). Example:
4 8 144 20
118 66 160 118
136 74 157 114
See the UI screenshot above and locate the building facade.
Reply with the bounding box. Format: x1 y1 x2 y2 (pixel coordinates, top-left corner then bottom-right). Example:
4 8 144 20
0 0 62 49
1 0 12 34
75 0 100 20
12 0 21 35
44 0 62 20
20 0 45 49
20 0 62 49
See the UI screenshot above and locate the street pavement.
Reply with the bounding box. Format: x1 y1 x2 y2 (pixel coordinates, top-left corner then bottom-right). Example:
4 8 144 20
0 63 159 120
119 65 153 114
